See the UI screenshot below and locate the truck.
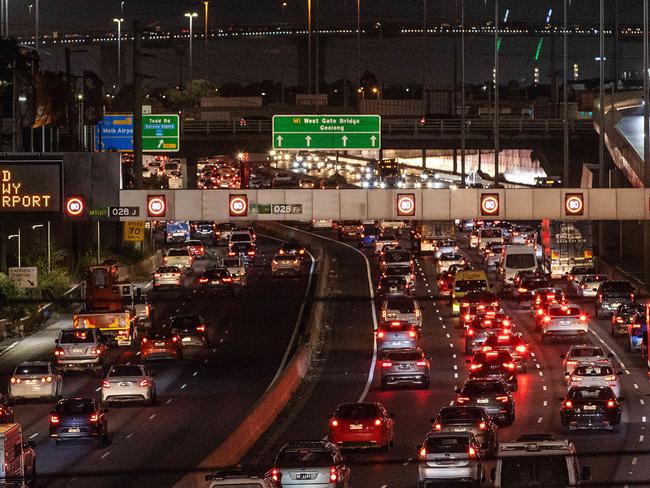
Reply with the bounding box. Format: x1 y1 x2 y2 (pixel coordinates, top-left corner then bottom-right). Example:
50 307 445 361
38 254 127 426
165 220 191 244
73 311 134 346
541 220 593 279
411 221 455 254
0 424 36 488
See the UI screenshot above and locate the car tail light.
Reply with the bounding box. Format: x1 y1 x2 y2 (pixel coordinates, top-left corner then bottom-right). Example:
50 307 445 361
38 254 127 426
466 328 474 336
461 302 469 307
537 308 544 316
502 319 511 326
54 347 64 356
200 247 205 252
597 293 602 301
496 396 509 403
172 336 179 342
90 348 102 355
141 337 147 344
433 423 442 431
271 469 280 482
604 375 617 381
518 288 527 293
456 396 470 404
42 376 52 383
9 377 19 384
102 380 111 388
415 309 421 318
478 422 487 429
154 273 161 278
615 317 624 323
566 360 577 365
163 256 168 264
563 400 573 408
607 400 616 408
223 277 233 282
89 413 99 423
468 446 477 458
464 314 471 322
535 298 541 304
247 251 256 256
228 251 235 257
374 418 382 426
470 364 483 371
377 331 385 339
439 280 444 286
516 345 527 354
543 316 551 323
503 362 516 370
631 293 635 301
381 361 393 368
579 314 587 322
50 414 60 424
329 467 338 482
330 419 339 427
409 331 416 338
196 325 206 332
198 277 208 284
571 376 582 382
139 379 150 387
416 360 428 367
568 275 574 281
498 334 509 340
481 346 493 352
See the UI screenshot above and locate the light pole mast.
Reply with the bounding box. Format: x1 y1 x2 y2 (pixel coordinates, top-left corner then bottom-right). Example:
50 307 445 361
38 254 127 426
113 18 123 84
460 0 466 183
494 0 499 185
185 12 198 81
563 0 569 186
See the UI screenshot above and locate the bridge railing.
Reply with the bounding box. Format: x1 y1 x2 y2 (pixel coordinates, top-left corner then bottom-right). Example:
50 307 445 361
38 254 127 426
182 118 595 136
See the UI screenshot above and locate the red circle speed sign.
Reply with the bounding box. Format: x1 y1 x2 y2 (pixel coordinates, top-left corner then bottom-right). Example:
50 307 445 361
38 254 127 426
147 195 166 217
65 197 85 217
565 193 584 216
396 193 416 217
480 194 500 216
229 195 248 217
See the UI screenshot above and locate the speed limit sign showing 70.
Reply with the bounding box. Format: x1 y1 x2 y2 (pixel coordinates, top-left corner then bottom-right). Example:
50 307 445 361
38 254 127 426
124 221 145 242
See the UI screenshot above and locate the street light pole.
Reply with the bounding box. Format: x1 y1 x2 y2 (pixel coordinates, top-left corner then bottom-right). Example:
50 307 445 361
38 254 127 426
357 0 361 92
35 0 39 52
184 12 198 81
8 230 20 268
422 0 427 115
598 0 605 189
644 0 649 176
563 0 569 187
460 0 466 184
494 0 500 185
31 224 49 273
113 18 123 84
307 0 312 96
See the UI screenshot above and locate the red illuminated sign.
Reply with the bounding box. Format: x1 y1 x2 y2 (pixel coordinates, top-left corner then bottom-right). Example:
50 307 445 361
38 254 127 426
65 196 85 217
147 195 166 217
480 193 500 216
396 193 416 217
229 194 248 217
564 193 584 216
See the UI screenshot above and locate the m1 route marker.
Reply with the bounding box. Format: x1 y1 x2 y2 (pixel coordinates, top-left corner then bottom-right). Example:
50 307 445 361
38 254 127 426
272 115 381 150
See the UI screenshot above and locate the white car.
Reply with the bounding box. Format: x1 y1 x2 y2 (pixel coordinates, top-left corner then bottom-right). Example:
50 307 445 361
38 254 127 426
434 239 459 260
541 304 589 344
9 361 63 402
375 236 400 256
576 274 608 298
380 297 422 329
102 364 156 405
152 266 185 289
566 362 621 397
484 244 504 269
561 345 612 380
436 252 467 275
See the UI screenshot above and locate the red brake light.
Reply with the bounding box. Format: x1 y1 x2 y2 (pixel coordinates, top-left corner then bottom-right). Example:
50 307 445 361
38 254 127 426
419 447 427 458
481 346 493 352
374 418 382 426
416 360 428 367
198 277 208 284
54 347 64 356
579 314 587 322
607 400 616 408
154 273 161 278
172 336 179 342
139 378 150 387
543 316 551 323
42 376 52 383
377 331 385 339
222 277 233 282
196 325 206 332
503 362 516 370
496 395 509 403
470 363 483 371
466 328 475 336
563 400 573 408
142 337 147 344
537 308 544 316
464 314 471 321
409 330 416 338
497 334 509 340
434 423 442 431
518 288 527 293
515 345 527 354
329 467 338 482
9 377 19 384
50 414 60 424
456 396 470 403
478 422 487 429
271 469 280 482
330 419 339 427
102 380 111 388
468 446 477 458
381 361 393 368
89 413 99 423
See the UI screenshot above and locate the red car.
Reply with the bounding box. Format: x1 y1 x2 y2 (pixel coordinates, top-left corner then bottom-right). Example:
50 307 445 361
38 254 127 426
437 271 455 297
329 402 394 450
140 329 183 361
185 240 206 259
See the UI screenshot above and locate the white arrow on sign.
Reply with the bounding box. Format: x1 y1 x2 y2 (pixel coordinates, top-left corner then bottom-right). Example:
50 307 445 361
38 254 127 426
276 135 283 147
370 135 377 147
157 139 164 148
342 135 348 147
305 135 312 147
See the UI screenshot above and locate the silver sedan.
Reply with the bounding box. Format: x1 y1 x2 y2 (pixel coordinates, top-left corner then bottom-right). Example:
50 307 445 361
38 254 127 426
102 364 156 405
9 361 63 402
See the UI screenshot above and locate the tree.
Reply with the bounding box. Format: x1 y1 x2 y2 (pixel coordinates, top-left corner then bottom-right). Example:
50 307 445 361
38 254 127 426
164 79 216 109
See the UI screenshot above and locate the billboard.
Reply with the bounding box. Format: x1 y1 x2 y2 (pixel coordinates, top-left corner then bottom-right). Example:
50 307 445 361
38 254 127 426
0 159 62 213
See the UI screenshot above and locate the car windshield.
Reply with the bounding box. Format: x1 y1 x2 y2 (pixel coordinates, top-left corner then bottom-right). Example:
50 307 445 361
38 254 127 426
230 233 251 242
157 266 180 273
382 277 405 286
221 259 241 267
170 316 201 328
146 332 174 340
386 351 423 361
462 381 507 395
60 330 95 344
186 240 202 247
573 365 613 376
167 249 189 257
549 306 581 317
568 388 615 400
582 275 607 283
386 298 415 313
440 408 482 421
441 253 463 261
386 251 410 262
336 403 379 419
386 265 411 275
277 450 334 468
15 364 49 376
505 254 536 269
425 436 469 453
205 269 230 279
455 280 487 293
569 347 604 358
109 365 144 377
481 229 502 238
601 282 633 292
56 400 95 414
499 456 570 487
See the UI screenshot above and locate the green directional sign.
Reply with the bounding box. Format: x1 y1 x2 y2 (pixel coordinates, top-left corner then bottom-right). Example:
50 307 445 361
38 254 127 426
142 114 180 152
272 115 381 150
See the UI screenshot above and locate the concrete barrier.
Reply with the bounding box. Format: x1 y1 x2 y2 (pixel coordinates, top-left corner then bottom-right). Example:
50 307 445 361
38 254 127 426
118 250 163 281
597 258 650 297
177 222 332 488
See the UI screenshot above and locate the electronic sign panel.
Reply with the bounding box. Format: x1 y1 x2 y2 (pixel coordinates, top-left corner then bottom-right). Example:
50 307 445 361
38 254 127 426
0 160 62 213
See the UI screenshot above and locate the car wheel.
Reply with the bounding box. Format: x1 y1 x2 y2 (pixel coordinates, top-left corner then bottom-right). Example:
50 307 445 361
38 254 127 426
27 465 36 488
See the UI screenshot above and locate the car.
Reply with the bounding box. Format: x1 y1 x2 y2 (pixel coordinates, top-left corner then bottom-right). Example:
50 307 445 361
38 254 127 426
381 248 412 272
511 270 539 293
436 252 467 275
437 270 456 297
101 364 156 405
566 266 598 293
455 378 515 425
461 304 501 331
220 257 248 286
431 406 498 455
54 328 107 376
205 471 278 488
376 275 410 298
434 239 459 260
452 278 493 317
229 241 257 262
140 329 183 361
380 297 422 329
560 386 622 433
484 243 503 269
541 304 589 343
417 431 484 487
478 227 503 251
328 402 394 450
215 222 237 244
9 361 63 402
191 222 215 242
465 313 513 355
611 302 645 336
482 332 530 372
499 244 538 286
185 239 206 259
576 274 608 298
566 363 622 397
561 345 612 380
459 290 501 327
278 242 306 259
515 275 551 304
163 248 194 270
152 265 185 289
337 221 364 241
229 229 255 248
49 398 108 444
384 262 416 289
272 254 302 277
170 314 209 347
359 226 382 248
628 317 646 352
376 321 418 352
374 234 400 256
468 230 479 249
198 267 235 295
269 441 350 488
298 178 316 189
467 350 518 391
509 225 537 245
531 287 566 317
596 280 635 319
379 347 430 389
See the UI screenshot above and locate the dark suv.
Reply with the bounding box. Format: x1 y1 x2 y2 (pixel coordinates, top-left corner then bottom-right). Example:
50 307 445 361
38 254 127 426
596 280 635 319
467 350 518 391
50 397 108 445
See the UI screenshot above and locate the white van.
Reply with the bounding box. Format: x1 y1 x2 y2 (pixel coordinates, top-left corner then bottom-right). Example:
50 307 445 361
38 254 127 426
478 227 503 251
500 244 537 286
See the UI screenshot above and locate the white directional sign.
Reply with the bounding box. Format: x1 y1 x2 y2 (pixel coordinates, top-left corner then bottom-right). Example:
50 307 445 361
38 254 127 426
8 267 38 289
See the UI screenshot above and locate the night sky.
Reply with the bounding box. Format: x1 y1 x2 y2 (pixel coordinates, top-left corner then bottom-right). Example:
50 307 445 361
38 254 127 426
7 1 641 34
